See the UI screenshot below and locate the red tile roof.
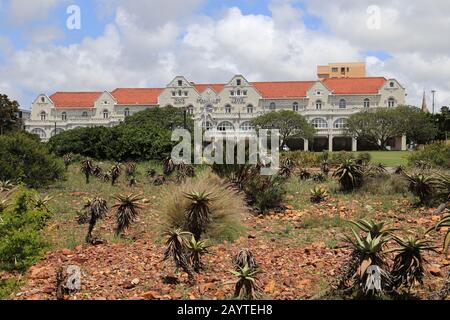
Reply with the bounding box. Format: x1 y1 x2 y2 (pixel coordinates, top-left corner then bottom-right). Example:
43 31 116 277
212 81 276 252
194 84 225 93
111 88 163 105
50 92 102 109
252 81 316 99
323 77 386 94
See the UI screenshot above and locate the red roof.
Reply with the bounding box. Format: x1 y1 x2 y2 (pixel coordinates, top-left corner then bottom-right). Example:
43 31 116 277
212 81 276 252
111 88 163 105
194 84 225 93
50 92 101 109
252 81 316 99
323 77 386 94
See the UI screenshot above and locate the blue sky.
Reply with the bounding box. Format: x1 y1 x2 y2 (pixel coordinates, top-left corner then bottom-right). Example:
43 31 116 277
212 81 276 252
0 0 448 108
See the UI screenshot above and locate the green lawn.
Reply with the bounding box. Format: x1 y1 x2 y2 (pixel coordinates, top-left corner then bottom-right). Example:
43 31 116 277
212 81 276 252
355 151 410 167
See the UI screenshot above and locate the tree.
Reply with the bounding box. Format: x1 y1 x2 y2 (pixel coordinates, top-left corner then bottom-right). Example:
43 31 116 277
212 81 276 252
251 110 315 147
433 106 450 141
395 106 437 144
0 94 21 135
346 106 436 150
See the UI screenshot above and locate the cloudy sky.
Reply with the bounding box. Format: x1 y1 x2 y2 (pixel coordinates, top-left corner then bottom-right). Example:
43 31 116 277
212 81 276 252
0 0 449 110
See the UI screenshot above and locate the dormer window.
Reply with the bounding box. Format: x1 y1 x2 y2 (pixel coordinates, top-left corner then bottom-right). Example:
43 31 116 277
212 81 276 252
237 79 241 86
339 99 347 109
40 97 45 103
364 98 370 108
124 108 130 117
61 112 67 121
178 80 183 86
269 102 276 111
293 102 299 112
390 82 395 88
82 111 88 118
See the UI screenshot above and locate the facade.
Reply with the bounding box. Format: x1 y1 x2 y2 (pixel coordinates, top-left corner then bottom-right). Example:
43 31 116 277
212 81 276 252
317 62 366 80
25 74 407 151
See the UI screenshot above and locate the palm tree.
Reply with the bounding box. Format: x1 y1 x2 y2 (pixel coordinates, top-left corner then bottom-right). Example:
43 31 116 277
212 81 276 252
230 266 261 300
403 172 439 206
388 235 437 293
81 159 94 184
332 159 364 192
184 191 213 241
112 193 142 236
186 236 209 273
83 197 108 243
110 163 122 186
163 228 194 283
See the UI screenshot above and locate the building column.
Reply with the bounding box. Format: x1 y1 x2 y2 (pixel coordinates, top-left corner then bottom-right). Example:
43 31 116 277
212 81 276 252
401 135 407 151
328 135 333 152
304 139 309 152
352 137 358 152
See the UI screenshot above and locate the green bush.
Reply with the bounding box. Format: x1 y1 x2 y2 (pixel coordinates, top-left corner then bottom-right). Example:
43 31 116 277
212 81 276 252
0 188 50 272
245 175 286 214
408 141 450 168
48 107 194 161
0 132 64 187
284 151 321 167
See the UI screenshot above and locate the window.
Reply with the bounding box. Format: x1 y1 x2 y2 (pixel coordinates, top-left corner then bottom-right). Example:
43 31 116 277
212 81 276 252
316 100 322 110
311 118 328 129
178 80 183 86
388 98 396 108
334 118 348 129
82 111 89 118
40 97 45 103
243 90 247 96
230 91 235 96
187 105 194 115
124 108 130 117
225 105 232 114
269 102 276 111
178 90 182 96
237 90 241 96
240 122 254 131
103 109 109 119
339 99 347 109
103 101 108 105
61 112 67 121
172 91 176 97
237 79 241 86
390 82 395 88
31 128 46 139
364 98 370 108
217 121 234 132
247 104 254 114
184 91 188 96
203 121 213 131
293 102 299 112
332 67 338 72
40 111 47 121
341 67 346 74
316 91 321 95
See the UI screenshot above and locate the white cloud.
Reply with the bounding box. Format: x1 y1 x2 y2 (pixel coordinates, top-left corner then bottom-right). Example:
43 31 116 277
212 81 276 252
7 0 61 25
1 0 449 109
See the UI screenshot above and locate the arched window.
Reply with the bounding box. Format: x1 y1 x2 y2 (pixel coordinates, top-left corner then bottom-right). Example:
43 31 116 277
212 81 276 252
390 82 395 88
316 100 322 110
217 121 234 132
388 98 396 108
311 118 328 129
61 112 67 121
203 121 213 131
364 98 370 108
40 97 45 103
187 105 194 115
31 128 46 139
247 104 254 114
269 102 276 111
40 111 47 121
334 118 349 129
240 122 254 131
339 99 347 109
225 105 232 114
82 111 89 118
124 108 130 117
103 109 109 119
293 102 299 112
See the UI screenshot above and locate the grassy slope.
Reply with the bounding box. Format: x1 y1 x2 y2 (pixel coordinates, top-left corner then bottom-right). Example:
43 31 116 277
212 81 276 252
355 151 409 166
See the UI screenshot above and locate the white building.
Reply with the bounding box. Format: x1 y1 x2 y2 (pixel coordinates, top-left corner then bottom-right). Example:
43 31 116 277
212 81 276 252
25 74 407 151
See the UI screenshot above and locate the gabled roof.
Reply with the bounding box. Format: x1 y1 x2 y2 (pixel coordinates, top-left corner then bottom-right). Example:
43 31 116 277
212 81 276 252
322 77 386 94
252 81 316 99
193 84 225 94
111 88 163 105
50 92 102 109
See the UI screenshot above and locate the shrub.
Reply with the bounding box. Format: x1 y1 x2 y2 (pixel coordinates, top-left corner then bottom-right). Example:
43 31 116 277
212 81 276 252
333 159 364 192
245 175 286 214
283 151 321 167
157 172 247 242
408 141 450 169
329 151 355 165
403 172 439 206
0 132 64 187
0 188 49 272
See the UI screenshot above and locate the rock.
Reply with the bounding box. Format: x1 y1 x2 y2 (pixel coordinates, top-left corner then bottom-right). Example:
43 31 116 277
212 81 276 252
142 291 161 300
61 249 73 256
131 278 140 286
429 266 442 277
